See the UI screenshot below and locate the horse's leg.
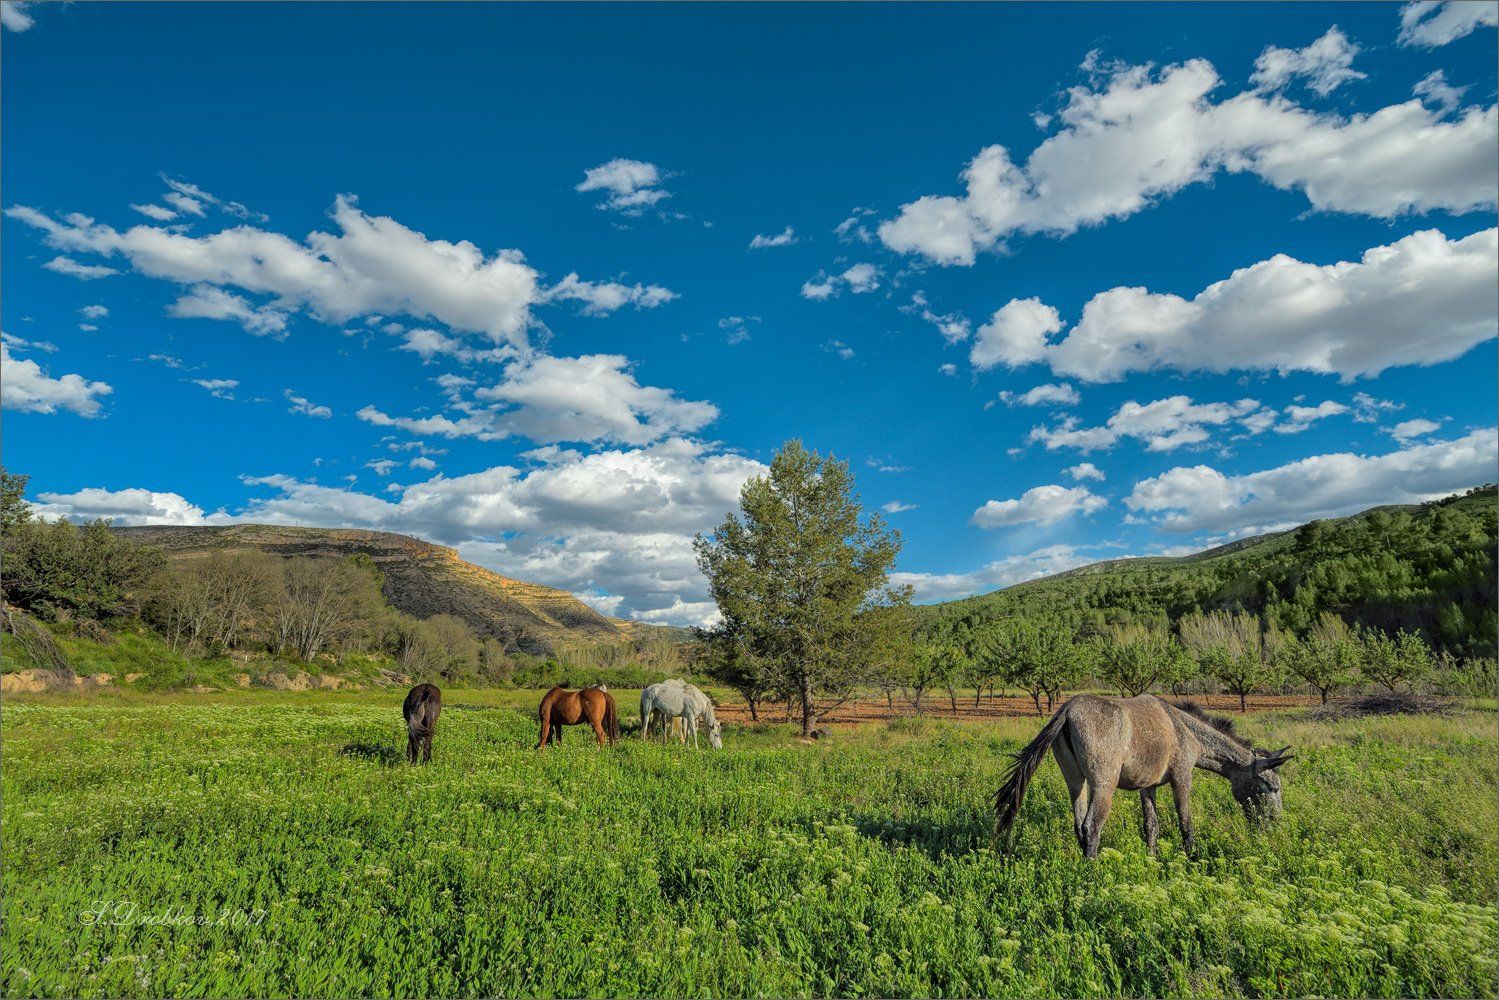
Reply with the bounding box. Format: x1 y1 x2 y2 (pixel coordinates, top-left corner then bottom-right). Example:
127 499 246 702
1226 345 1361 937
1169 771 1195 854
407 732 418 765
423 733 433 764
1139 787 1160 854
1081 772 1118 859
1054 743 1089 854
591 706 607 747
537 714 552 750
686 714 699 749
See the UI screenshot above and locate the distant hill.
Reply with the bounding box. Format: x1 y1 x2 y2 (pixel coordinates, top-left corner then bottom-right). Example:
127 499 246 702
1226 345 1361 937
923 486 1498 657
114 524 679 655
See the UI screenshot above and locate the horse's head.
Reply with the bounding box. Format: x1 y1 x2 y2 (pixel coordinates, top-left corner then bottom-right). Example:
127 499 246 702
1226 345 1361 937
1227 746 1293 822
707 720 723 750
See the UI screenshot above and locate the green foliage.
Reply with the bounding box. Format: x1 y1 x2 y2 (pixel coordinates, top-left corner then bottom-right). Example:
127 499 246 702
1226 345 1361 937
696 440 909 735
1360 627 1433 693
0 466 31 536
1097 625 1190 697
2 696 1494 997
925 487 1498 660
1 518 164 622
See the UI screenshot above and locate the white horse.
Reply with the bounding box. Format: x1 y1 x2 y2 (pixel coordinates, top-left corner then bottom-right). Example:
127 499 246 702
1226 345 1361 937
640 679 722 749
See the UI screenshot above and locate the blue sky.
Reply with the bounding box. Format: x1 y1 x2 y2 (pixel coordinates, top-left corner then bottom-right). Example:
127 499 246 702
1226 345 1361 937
3 1 1496 625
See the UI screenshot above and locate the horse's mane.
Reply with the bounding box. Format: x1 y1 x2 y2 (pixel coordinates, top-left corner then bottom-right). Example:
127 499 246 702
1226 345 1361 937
1171 699 1251 749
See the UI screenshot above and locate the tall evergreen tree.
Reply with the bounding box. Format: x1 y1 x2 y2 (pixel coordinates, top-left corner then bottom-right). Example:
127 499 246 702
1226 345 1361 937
695 441 909 736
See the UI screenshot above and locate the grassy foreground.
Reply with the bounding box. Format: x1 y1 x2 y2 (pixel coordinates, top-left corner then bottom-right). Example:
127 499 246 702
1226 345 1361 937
2 691 1495 998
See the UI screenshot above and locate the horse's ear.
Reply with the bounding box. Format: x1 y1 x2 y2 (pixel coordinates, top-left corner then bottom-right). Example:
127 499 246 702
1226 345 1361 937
1259 747 1293 770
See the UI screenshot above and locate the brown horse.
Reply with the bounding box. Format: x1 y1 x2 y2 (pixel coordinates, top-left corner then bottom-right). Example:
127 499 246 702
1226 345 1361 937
403 683 442 764
994 694 1292 857
536 686 619 748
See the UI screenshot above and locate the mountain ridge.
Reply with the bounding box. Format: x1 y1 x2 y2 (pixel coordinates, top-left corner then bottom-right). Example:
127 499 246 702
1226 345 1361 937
112 524 670 654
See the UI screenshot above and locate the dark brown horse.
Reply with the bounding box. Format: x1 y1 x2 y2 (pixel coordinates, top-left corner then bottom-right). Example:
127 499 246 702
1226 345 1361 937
537 686 619 748
403 683 442 764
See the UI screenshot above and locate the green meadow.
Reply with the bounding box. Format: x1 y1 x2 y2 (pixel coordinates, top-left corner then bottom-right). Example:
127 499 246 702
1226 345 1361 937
3 691 1495 998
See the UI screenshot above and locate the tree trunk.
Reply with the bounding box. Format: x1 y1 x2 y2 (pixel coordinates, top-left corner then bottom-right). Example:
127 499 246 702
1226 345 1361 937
912 687 925 716
974 687 983 707
1319 687 1329 705
799 672 815 738
947 686 957 713
1032 691 1044 716
747 696 759 721
885 690 893 710
1239 691 1248 713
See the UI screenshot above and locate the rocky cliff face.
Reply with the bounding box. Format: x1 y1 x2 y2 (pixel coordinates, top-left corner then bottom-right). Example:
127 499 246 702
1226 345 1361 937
114 524 631 655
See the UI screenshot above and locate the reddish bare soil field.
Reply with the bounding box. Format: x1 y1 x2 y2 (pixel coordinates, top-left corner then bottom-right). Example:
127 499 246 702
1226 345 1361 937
714 692 1322 728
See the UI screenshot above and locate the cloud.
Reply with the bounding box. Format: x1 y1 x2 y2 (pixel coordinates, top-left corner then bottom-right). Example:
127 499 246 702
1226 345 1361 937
937 363 958 376
284 389 332 419
163 192 206 218
393 327 512 365
1389 417 1441 441
0 341 113 416
78 304 109 320
6 193 665 349
1029 395 1266 453
971 298 1063 370
542 273 677 315
131 203 179 222
168 285 290 336
971 484 1106 527
717 315 760 345
1398 1 1498 46
1066 462 1106 482
1273 400 1348 434
879 56 1497 265
749 226 797 249
999 382 1079 407
881 501 918 513
1414 70 1468 113
1003 229 1498 383
893 544 1096 603
41 256 120 280
800 263 881 300
2 332 56 354
360 353 718 447
1251 27 1365 96
31 488 222 525
576 159 670 214
191 378 239 400
409 456 438 471
1 1 36 32
903 291 972 344
365 459 398 476
47 438 763 624
834 208 877 244
1126 427 1498 535
825 339 855 360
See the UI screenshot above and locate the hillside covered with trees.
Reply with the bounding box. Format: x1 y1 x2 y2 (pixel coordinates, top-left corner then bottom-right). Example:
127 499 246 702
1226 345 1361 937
924 485 1497 659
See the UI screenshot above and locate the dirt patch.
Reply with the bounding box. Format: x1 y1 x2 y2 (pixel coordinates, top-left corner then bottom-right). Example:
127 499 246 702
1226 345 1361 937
715 693 1322 728
1310 692 1453 720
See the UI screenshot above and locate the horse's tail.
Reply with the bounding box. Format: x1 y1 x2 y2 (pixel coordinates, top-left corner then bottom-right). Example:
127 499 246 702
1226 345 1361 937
604 694 620 744
993 703 1071 851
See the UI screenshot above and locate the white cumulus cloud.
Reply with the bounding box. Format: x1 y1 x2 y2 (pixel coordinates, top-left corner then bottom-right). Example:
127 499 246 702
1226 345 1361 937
996 229 1497 383
879 55 1496 265
1125 427 1498 535
0 340 112 417
971 484 1106 527
1398 1 1498 47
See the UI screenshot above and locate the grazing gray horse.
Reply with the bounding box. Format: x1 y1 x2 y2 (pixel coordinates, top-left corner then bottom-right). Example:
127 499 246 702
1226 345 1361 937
640 679 723 749
994 694 1292 857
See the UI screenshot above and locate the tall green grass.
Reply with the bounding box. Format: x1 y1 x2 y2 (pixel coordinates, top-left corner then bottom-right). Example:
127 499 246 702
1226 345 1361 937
2 695 1493 998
